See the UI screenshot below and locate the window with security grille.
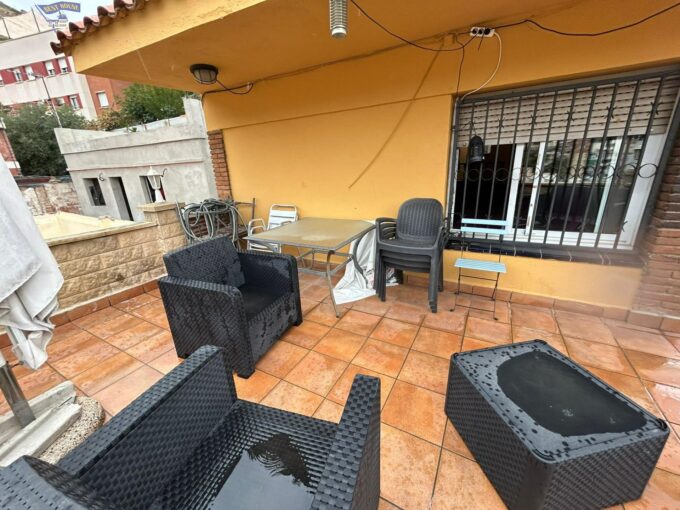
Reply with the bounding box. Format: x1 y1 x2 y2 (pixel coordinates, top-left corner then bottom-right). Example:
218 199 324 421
449 70 680 252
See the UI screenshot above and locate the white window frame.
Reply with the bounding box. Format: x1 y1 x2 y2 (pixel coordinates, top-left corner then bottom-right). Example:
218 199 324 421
58 57 69 73
96 91 110 108
12 68 22 82
24 65 35 80
69 95 80 109
45 61 55 76
55 97 65 106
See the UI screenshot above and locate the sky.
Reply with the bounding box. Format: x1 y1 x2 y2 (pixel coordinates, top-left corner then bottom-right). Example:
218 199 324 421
5 0 103 21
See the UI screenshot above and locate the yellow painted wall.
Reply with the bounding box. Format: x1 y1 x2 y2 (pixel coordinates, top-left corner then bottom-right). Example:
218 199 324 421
69 0 680 309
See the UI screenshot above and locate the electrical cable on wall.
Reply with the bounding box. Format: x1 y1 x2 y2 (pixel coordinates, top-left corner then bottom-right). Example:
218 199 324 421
461 32 502 102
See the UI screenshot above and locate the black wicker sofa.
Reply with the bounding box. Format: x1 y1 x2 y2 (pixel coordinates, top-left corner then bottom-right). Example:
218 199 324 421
0 346 381 510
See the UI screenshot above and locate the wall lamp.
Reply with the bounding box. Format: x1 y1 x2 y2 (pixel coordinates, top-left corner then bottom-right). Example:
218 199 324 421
146 166 166 203
189 64 253 95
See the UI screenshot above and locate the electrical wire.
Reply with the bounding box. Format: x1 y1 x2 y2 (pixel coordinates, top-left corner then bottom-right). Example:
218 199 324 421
461 32 502 102
494 2 680 36
216 79 254 95
350 0 473 52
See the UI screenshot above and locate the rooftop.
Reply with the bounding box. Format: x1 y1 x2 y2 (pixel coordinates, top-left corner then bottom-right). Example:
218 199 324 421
2 271 678 508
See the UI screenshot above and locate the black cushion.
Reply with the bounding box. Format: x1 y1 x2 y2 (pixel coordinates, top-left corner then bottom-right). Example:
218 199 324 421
239 284 283 320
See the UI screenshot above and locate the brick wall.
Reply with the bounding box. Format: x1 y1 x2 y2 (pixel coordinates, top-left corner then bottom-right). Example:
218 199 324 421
0 125 20 175
634 128 680 317
17 177 81 215
85 75 131 116
208 130 231 198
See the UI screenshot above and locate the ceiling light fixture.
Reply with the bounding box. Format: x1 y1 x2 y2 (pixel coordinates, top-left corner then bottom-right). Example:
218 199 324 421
190 64 218 85
329 0 348 38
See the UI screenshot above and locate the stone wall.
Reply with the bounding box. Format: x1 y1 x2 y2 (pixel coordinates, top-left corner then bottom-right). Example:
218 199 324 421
49 202 186 310
17 176 81 216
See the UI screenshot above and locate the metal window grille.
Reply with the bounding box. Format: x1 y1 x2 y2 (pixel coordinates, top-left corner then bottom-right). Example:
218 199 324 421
447 69 680 253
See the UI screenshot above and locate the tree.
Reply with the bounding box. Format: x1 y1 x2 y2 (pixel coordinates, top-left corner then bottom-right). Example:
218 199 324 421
2 103 93 176
119 84 190 125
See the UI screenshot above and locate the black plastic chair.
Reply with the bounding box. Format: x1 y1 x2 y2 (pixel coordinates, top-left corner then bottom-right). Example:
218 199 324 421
0 346 381 510
159 236 302 378
375 198 448 312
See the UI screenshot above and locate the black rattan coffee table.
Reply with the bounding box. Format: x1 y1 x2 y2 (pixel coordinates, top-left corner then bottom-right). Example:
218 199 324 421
445 340 669 510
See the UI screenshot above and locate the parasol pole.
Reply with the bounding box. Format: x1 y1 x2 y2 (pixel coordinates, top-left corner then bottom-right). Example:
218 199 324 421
0 328 36 427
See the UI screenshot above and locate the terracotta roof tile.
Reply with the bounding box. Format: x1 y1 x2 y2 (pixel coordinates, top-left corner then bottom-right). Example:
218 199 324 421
51 0 151 55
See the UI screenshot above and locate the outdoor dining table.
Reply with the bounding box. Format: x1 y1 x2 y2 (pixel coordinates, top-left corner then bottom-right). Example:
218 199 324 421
244 217 375 317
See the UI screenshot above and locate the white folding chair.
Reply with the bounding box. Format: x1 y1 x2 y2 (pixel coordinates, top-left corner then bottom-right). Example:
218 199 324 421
247 204 298 253
454 218 510 319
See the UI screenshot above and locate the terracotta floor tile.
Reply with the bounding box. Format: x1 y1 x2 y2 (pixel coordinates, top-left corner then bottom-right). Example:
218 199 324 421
147 349 183 374
47 330 100 361
385 302 428 325
281 321 330 349
512 304 558 333
113 293 158 313
556 315 617 345
260 381 323 416
461 337 497 351
657 423 680 476
398 351 450 394
255 340 308 378
233 370 279 403
126 330 174 363
380 423 440 510
328 364 395 408
623 469 680 510
609 325 680 360
105 321 165 351
412 328 462 360
587 367 660 417
305 303 346 327
301 283 331 302
313 328 366 362
71 352 143 395
442 420 473 460
147 288 161 299
0 366 64 414
378 498 400 510
352 296 392 316
625 350 680 388
72 306 125 330
335 310 381 336
85 313 145 340
51 338 119 379
422 309 467 335
93 366 163 415
644 381 680 423
353 339 408 377
512 326 568 355
370 318 419 348
470 303 511 324
564 337 635 376
130 301 170 329
300 297 318 316
284 351 348 396
313 399 344 423
431 449 506 510
382 381 446 445
457 294 496 312
51 322 84 343
464 316 511 344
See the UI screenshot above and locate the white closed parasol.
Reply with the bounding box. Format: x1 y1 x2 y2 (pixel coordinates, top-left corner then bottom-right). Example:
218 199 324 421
0 157 63 370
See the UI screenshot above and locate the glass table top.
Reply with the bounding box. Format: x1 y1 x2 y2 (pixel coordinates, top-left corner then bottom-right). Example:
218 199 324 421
244 218 374 251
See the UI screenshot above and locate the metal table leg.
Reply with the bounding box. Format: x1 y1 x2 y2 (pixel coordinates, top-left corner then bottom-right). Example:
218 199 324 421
0 349 35 427
325 250 341 317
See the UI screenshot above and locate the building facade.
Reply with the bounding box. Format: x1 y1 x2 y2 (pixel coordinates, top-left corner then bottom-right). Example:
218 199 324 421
0 118 19 175
0 29 128 120
53 0 680 321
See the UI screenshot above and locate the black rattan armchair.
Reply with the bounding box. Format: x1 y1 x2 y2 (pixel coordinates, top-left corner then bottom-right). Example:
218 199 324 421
0 346 381 510
375 198 448 312
159 236 302 378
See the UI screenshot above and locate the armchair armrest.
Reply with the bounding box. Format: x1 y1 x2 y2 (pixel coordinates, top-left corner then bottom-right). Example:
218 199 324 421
1 457 118 509
375 217 396 242
159 276 254 370
311 375 381 510
58 346 236 509
238 250 299 295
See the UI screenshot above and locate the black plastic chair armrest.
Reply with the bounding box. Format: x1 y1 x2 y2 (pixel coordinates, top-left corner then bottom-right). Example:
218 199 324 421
375 217 397 242
1 457 118 510
58 346 237 510
311 375 381 510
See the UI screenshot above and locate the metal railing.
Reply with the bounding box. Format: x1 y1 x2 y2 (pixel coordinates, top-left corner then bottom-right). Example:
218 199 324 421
447 69 680 255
